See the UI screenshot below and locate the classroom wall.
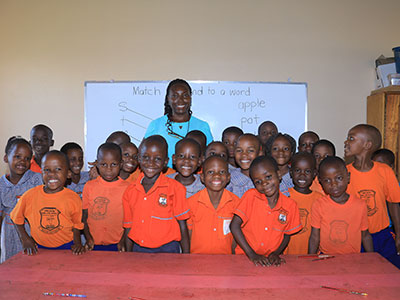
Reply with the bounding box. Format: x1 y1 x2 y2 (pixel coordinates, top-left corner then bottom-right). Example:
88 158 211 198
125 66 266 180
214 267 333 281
1 0 399 174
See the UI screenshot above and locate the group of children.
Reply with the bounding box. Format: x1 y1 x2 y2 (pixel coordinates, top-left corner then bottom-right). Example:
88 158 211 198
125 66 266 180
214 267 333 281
0 120 399 269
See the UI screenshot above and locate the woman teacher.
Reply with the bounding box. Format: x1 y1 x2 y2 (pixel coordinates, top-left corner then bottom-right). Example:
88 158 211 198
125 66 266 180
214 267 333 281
145 79 213 167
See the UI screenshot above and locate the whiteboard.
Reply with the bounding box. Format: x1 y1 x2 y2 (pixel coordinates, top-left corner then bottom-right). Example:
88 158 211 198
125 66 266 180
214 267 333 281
84 81 307 165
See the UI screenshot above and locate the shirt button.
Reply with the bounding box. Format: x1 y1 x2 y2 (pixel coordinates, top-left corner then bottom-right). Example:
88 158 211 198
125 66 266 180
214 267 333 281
261 243 264 246
141 240 144 243
265 227 268 231
142 220 144 223
213 228 216 231
144 197 147 200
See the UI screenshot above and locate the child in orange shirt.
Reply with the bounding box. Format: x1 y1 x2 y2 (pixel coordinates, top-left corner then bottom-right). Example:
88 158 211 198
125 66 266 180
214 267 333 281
122 135 190 253
344 124 400 267
188 156 240 254
222 126 243 169
372 148 395 170
286 152 323 254
310 139 336 195
10 150 85 255
82 143 130 251
265 133 296 196
231 156 302 266
227 134 263 198
168 138 203 198
298 131 319 153
119 142 140 182
309 156 373 254
29 124 54 173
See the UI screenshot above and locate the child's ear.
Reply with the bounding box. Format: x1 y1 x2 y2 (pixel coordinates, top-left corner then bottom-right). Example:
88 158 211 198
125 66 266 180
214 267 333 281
312 169 318 180
200 172 205 184
67 169 72 180
364 140 373 151
50 139 55 147
347 171 351 184
172 154 176 166
258 145 263 156
3 154 8 164
164 157 169 168
276 169 282 181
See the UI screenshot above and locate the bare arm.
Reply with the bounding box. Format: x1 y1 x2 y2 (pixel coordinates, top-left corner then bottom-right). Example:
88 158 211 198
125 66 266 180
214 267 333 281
82 209 94 250
387 202 400 254
308 227 320 254
71 228 86 255
268 234 290 266
230 215 270 266
123 228 133 252
361 230 374 252
178 220 190 253
15 224 37 255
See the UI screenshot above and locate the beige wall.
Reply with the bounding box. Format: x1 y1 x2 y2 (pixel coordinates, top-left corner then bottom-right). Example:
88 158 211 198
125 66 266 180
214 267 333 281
1 0 399 174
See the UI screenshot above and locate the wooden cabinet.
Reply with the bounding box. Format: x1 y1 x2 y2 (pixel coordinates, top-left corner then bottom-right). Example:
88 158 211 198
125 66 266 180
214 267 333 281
367 86 400 179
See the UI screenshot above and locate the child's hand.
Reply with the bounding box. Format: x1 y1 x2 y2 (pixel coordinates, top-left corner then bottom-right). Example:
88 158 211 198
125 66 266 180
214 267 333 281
117 239 126 252
248 252 271 267
88 161 98 180
268 253 285 266
22 237 38 255
85 237 95 251
395 235 400 255
71 243 86 255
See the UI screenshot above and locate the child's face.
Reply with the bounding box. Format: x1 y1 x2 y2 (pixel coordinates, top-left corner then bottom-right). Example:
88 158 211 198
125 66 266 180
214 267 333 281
205 143 228 161
290 158 316 190
313 144 334 169
139 141 168 180
372 154 394 169
258 123 277 145
298 133 318 153
4 143 32 177
172 142 201 177
319 163 350 203
222 132 240 159
30 128 54 156
251 161 280 200
66 148 84 176
344 127 369 158
121 144 139 173
201 157 230 193
270 136 292 166
42 154 69 194
167 83 192 116
97 149 121 182
234 136 261 171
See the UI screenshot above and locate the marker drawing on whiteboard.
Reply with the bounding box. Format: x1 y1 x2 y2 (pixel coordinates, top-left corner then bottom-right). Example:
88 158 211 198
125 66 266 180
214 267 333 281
118 101 153 120
121 116 147 129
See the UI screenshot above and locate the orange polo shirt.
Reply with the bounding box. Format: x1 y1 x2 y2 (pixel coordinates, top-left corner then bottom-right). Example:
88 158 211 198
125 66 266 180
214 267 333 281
310 177 326 195
30 156 42 173
125 168 141 183
285 188 323 254
82 177 130 245
235 189 302 256
10 186 83 248
311 194 369 254
122 173 190 248
188 188 241 254
346 162 400 234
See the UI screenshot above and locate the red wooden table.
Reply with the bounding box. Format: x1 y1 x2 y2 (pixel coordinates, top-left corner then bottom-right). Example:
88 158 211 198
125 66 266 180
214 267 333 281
0 250 399 299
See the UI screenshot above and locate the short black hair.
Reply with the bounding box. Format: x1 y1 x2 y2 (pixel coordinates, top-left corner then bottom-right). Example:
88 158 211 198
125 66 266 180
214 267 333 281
5 136 32 156
139 135 168 157
222 126 244 139
311 139 336 156
258 121 278 135
318 155 347 175
265 133 296 156
106 131 131 145
97 142 122 161
299 131 319 144
30 124 53 139
291 151 316 170
202 155 229 172
351 124 382 151
60 142 83 155
175 138 201 156
372 148 395 166
42 150 69 167
249 155 279 181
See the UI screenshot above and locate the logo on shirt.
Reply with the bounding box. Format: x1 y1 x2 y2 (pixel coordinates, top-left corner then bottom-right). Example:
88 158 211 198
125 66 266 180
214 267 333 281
91 197 110 220
158 194 168 207
358 190 377 216
39 207 63 234
278 208 288 224
298 208 309 234
329 220 348 244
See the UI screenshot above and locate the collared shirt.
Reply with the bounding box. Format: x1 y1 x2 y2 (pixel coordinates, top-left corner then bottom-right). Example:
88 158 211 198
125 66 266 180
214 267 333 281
188 189 241 254
122 173 190 248
235 189 302 255
167 173 205 198
279 172 294 196
67 171 90 199
30 156 42 173
226 168 254 198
